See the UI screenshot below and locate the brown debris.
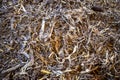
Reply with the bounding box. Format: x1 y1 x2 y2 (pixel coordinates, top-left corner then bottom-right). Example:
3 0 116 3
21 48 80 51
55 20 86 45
91 6 104 12
0 0 120 80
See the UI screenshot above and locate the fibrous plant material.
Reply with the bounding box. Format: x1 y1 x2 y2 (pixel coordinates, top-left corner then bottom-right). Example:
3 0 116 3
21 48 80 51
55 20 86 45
0 0 120 80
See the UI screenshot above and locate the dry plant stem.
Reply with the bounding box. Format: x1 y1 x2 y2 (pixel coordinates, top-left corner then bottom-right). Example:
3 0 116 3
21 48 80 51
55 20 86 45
39 18 45 40
1 63 24 74
20 51 34 74
0 0 120 79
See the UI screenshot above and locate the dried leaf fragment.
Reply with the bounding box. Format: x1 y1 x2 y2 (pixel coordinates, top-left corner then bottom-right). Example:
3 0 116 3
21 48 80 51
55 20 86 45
41 69 51 74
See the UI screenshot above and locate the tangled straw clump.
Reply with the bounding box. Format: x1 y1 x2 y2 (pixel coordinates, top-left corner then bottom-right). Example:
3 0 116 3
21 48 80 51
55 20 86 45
0 0 120 80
